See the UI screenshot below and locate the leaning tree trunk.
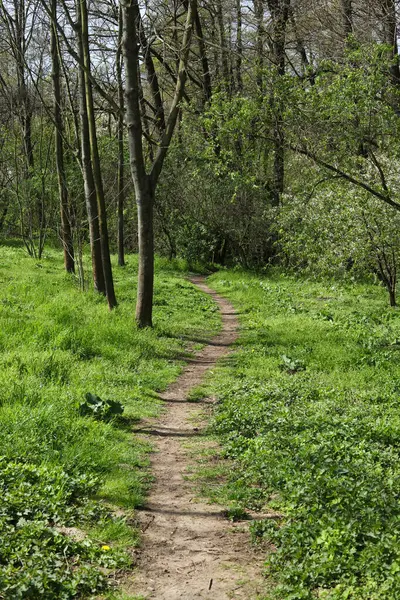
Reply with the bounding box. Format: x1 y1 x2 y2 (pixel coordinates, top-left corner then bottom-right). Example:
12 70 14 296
80 0 117 309
76 0 105 294
50 0 74 273
117 5 125 267
183 0 211 104
196 4 212 103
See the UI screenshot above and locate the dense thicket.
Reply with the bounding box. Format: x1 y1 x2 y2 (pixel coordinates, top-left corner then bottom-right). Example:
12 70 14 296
0 0 400 313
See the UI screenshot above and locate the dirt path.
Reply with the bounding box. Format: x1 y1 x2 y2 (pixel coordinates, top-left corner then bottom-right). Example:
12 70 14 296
130 277 266 600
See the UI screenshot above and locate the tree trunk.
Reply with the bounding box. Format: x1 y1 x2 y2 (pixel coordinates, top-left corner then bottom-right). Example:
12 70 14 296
76 0 105 294
50 0 75 273
117 5 125 267
216 0 230 91
136 181 155 327
13 0 45 252
342 0 353 38
80 0 117 309
254 0 264 91
192 0 212 103
122 0 153 326
122 0 195 327
289 8 313 82
236 0 243 92
381 0 400 84
272 125 284 206
268 0 290 206
389 287 397 307
135 4 166 134
0 201 9 232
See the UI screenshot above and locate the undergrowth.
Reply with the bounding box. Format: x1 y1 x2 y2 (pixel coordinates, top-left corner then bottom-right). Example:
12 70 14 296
205 270 400 600
0 245 219 598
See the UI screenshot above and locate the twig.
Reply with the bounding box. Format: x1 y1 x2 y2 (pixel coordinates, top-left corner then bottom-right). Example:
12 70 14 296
141 515 155 532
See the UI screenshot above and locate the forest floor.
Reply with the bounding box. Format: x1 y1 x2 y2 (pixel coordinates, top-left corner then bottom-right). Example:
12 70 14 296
127 277 267 600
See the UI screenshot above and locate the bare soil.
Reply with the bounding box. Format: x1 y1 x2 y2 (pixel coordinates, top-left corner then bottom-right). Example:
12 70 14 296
130 277 267 600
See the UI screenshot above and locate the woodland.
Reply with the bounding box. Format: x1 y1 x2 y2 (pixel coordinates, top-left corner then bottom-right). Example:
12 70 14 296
2 0 400 598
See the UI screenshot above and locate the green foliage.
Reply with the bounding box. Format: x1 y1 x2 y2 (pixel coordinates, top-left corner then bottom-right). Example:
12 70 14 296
155 43 400 284
277 176 400 305
279 355 306 373
205 271 400 599
275 43 400 300
79 393 124 421
155 96 275 267
0 245 220 598
0 458 129 599
223 505 250 522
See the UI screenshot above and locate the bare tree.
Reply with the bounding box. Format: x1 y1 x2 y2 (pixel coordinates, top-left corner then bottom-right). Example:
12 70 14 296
122 0 196 327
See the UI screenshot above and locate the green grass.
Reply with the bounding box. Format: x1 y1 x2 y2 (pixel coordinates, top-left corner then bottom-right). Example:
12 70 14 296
203 270 400 600
0 245 220 599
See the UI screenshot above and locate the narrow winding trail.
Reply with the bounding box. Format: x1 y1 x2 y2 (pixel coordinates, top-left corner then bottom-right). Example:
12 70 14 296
130 277 266 600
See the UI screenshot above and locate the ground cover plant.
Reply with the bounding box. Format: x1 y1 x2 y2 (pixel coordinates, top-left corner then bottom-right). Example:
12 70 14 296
205 270 400 600
0 244 220 599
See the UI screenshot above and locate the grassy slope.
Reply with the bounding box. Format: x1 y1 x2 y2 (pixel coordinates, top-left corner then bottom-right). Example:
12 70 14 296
0 245 220 599
205 270 400 600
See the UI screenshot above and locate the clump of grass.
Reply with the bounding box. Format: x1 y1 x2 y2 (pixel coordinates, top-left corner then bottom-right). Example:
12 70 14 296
205 270 400 600
0 245 220 598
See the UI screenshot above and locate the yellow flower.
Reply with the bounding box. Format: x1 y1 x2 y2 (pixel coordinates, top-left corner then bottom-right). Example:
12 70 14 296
101 545 111 551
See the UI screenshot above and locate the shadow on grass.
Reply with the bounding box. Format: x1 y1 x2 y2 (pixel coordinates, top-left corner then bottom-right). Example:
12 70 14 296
115 415 143 432
132 426 205 438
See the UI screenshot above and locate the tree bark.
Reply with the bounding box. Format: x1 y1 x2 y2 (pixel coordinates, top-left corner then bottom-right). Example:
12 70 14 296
122 0 195 327
122 0 153 326
254 0 264 91
268 0 290 206
136 181 155 327
216 0 230 91
289 8 313 82
389 287 397 307
50 0 75 273
117 5 125 267
381 0 400 84
76 0 105 294
236 0 243 92
80 0 117 309
188 0 212 103
342 0 353 38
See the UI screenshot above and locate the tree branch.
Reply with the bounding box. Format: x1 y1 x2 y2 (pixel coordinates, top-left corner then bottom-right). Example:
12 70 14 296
150 0 196 187
290 144 400 211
